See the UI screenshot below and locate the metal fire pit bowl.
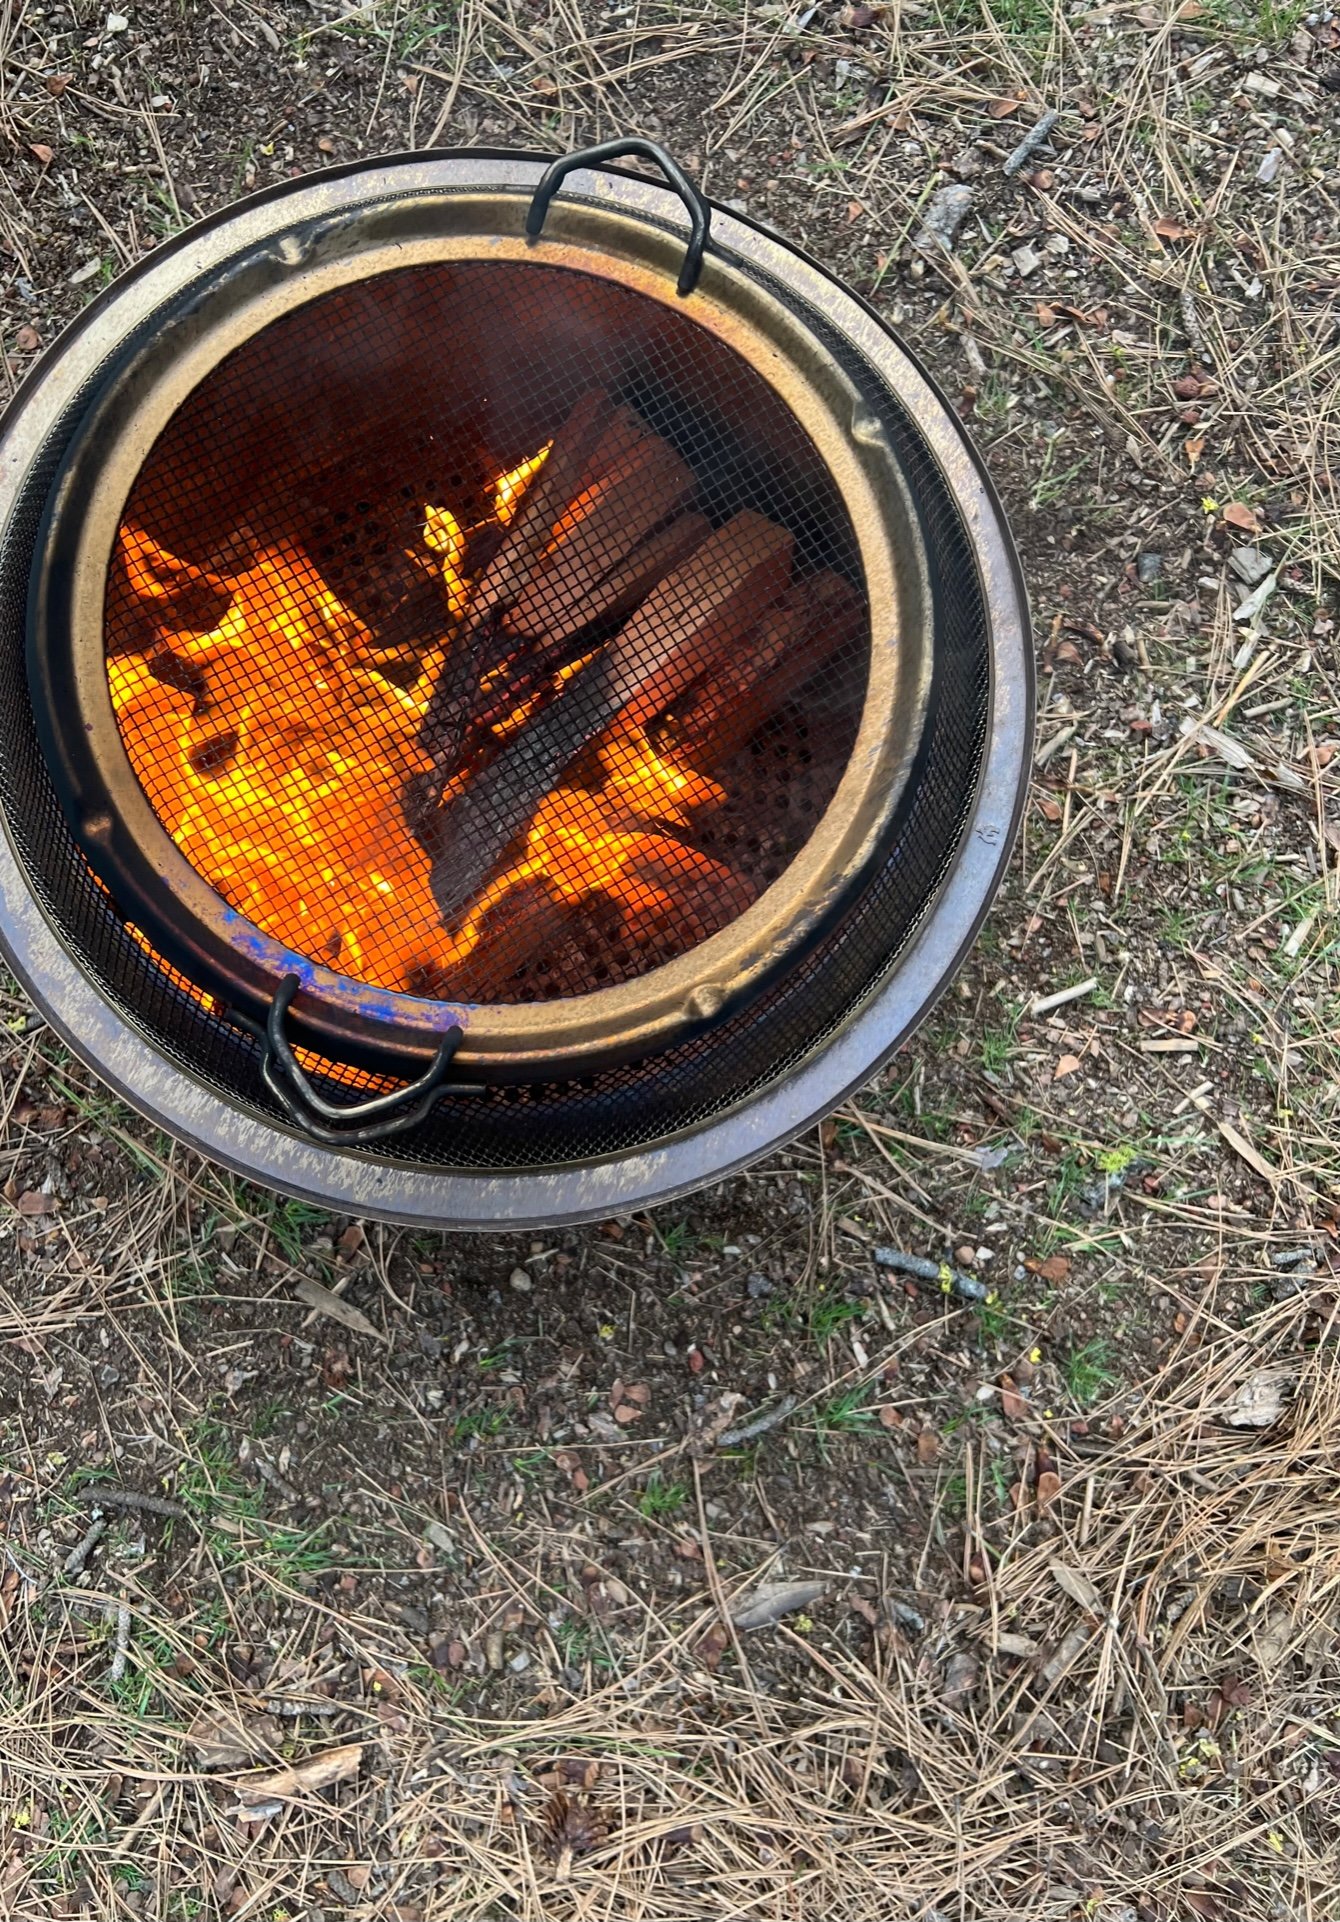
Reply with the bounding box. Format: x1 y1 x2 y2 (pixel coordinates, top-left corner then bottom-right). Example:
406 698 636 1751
0 146 1031 1227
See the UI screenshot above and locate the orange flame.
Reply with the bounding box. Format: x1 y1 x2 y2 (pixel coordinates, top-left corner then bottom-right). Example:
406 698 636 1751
110 445 742 997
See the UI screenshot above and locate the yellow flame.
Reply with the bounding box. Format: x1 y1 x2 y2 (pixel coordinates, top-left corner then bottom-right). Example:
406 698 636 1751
422 503 470 620
494 443 550 525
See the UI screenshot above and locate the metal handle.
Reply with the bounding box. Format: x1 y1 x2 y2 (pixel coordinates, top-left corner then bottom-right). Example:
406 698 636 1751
525 138 711 297
240 974 483 1146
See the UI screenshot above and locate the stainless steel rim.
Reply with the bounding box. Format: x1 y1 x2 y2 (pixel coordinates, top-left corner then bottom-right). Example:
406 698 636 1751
0 150 1031 1227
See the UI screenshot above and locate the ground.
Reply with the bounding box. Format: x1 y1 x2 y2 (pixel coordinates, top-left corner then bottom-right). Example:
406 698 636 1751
1 2 1339 1918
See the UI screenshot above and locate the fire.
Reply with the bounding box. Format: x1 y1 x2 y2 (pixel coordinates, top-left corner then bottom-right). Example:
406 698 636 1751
494 444 550 525
110 443 740 998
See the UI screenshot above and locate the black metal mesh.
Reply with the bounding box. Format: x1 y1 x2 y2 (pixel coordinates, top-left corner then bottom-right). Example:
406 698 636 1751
2 195 991 1171
106 263 868 1006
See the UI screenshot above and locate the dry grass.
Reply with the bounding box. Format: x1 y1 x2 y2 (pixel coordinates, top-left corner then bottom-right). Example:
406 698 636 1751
3 1290 1337 1919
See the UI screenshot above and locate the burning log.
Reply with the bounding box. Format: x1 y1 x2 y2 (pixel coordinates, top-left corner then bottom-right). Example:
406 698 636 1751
111 527 234 651
502 429 695 644
418 391 710 789
665 569 865 767
426 509 794 921
416 388 617 777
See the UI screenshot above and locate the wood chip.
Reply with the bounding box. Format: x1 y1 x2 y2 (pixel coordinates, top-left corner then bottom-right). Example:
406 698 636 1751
1031 977 1098 1016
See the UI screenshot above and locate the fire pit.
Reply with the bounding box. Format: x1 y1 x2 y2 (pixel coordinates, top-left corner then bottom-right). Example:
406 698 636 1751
0 144 1030 1225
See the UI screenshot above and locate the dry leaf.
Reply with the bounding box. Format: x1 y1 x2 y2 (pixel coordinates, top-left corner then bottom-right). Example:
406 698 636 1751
941 1650 979 1704
730 1580 826 1630
293 1277 384 1341
916 1428 940 1464
1222 501 1260 532
16 1191 54 1216
1049 1561 1101 1611
14 325 41 352
1184 433 1206 466
999 1374 1028 1421
188 1707 283 1770
696 1622 728 1670
1037 1470 1062 1509
239 1742 363 1801
45 73 73 94
1053 1053 1082 1080
1027 1253 1070 1284
987 95 1022 117
1153 213 1196 239
1219 1368 1290 1429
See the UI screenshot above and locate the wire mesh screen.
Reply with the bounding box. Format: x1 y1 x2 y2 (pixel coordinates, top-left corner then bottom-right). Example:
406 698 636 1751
2 201 992 1174
106 261 870 1006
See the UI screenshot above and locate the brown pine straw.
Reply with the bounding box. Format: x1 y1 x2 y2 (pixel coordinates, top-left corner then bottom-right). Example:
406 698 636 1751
3 1288 1336 1920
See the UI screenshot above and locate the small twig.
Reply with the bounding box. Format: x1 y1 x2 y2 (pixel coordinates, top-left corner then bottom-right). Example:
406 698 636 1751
873 1246 990 1304
108 1593 132 1684
717 1395 798 1449
63 1516 107 1578
80 1486 191 1522
252 1456 302 1505
1003 107 1059 177
1030 977 1099 1017
1180 285 1214 366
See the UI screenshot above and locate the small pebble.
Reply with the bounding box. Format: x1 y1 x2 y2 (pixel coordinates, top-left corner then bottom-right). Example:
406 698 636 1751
1136 552 1163 584
508 1267 532 1292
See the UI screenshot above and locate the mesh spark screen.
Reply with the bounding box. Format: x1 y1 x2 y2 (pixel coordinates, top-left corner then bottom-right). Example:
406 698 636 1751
4 204 990 1171
106 262 870 1006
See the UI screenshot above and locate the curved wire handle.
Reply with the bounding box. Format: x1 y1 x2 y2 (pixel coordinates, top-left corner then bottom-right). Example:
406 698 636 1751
244 974 483 1146
525 137 712 297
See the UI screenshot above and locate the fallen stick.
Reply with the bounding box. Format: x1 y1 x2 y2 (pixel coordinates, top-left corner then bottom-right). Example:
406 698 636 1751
873 1245 990 1304
1003 107 1059 177
80 1486 191 1521
717 1394 798 1448
63 1516 106 1578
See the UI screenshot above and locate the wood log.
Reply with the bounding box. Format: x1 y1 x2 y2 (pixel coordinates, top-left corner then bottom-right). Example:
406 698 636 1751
483 515 713 701
665 570 865 767
415 880 574 1001
503 434 694 643
417 389 615 776
426 511 793 921
468 388 616 624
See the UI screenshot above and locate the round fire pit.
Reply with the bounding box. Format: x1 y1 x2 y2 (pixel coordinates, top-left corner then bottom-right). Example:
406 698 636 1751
0 145 1030 1225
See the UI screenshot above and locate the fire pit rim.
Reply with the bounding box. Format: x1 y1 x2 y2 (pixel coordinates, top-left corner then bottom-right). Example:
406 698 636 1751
0 149 1031 1224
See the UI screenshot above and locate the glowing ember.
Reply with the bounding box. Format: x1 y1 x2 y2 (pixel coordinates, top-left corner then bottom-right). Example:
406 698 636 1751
109 442 741 998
